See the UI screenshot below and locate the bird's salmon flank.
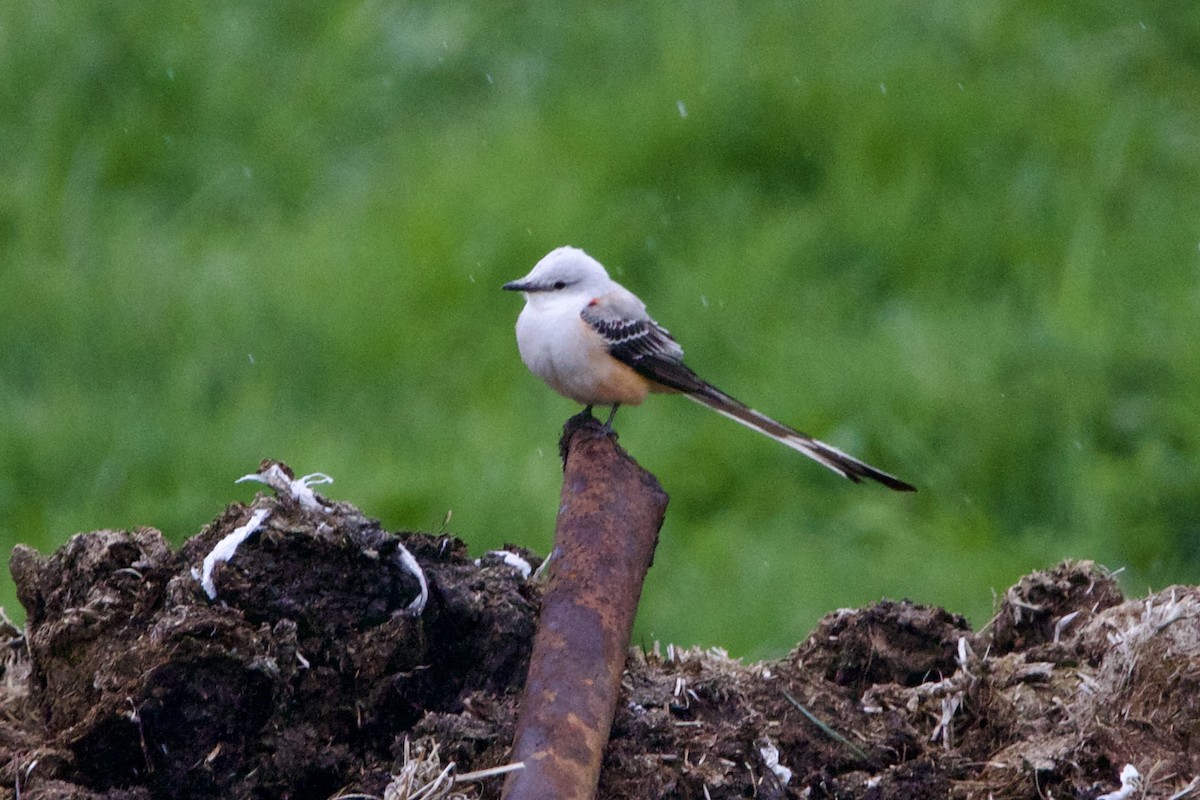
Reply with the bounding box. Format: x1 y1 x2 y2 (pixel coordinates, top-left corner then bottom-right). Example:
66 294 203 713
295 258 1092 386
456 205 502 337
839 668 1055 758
503 247 916 492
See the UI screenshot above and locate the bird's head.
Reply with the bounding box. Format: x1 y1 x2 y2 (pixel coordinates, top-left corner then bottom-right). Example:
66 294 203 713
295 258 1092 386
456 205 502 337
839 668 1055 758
502 247 611 301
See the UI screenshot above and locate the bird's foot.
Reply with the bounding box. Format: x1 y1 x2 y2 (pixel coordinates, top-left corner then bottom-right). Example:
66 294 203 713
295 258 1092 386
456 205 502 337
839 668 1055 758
560 407 596 462
566 405 597 428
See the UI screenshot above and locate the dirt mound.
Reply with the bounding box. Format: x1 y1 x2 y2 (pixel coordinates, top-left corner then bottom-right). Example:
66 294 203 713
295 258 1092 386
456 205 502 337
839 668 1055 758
1 465 1198 799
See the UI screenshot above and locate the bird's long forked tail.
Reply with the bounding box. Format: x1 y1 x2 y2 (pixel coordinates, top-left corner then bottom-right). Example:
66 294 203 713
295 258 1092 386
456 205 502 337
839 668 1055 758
685 386 917 492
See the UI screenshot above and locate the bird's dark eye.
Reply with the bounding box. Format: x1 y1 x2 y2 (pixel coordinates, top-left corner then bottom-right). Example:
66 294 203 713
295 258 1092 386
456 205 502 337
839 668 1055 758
553 281 567 290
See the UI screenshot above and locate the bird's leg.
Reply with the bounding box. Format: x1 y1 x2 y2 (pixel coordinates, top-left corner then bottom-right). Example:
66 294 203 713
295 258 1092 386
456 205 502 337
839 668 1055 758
603 404 621 429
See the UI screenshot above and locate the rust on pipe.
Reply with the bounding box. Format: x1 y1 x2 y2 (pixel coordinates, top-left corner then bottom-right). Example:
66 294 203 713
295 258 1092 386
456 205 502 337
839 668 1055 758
503 412 669 800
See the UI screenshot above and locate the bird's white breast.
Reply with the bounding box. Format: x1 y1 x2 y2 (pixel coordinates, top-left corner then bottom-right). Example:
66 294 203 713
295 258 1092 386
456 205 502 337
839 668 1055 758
514 295 649 406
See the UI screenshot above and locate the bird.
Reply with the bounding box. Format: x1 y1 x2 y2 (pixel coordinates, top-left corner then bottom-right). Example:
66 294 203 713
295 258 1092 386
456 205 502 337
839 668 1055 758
502 246 916 491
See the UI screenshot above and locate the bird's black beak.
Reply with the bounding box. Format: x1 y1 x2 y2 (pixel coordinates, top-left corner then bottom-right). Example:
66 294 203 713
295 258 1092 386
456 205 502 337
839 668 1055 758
502 280 527 292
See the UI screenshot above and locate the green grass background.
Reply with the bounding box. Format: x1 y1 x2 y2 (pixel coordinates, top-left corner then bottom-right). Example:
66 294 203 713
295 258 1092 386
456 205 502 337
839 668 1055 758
3 2 1198 658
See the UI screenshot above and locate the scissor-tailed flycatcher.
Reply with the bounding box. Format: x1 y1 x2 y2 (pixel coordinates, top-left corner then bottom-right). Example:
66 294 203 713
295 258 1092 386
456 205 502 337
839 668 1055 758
503 246 916 491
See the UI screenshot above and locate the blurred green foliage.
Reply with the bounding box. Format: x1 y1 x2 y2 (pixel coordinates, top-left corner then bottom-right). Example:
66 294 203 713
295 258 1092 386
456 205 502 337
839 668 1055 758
2 2 1198 658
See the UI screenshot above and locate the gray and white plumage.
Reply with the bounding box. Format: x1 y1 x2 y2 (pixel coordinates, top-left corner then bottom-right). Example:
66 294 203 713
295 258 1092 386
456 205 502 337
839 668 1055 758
503 246 915 491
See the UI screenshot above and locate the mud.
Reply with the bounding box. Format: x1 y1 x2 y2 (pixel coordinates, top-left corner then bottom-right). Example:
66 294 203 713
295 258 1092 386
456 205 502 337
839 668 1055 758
2 463 1198 799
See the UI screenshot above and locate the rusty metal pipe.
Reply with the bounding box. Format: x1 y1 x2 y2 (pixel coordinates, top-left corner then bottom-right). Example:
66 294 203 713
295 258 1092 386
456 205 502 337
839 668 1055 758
502 413 669 800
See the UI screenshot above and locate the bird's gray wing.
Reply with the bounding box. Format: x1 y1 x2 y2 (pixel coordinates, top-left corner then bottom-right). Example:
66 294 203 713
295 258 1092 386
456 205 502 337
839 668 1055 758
580 291 708 393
